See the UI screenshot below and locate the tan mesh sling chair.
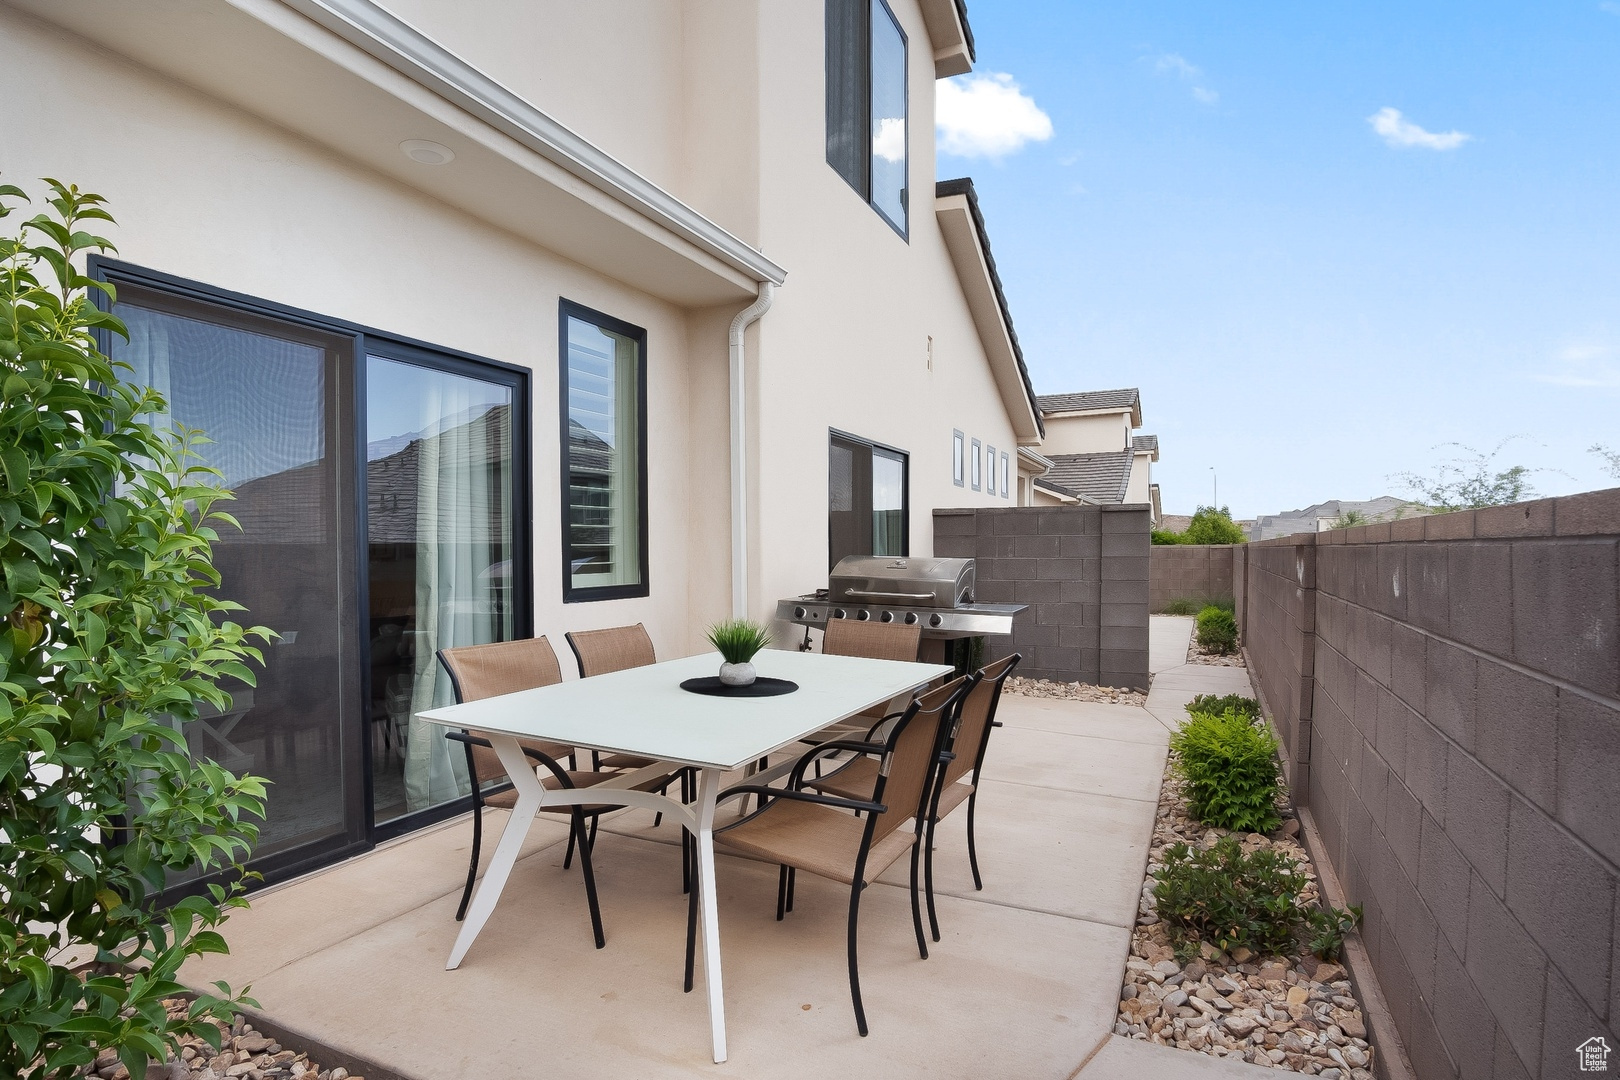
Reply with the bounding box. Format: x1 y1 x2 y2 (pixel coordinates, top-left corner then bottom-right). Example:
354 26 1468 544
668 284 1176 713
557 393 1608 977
436 636 676 945
685 674 976 1036
807 653 1021 943
563 623 696 881
799 618 925 759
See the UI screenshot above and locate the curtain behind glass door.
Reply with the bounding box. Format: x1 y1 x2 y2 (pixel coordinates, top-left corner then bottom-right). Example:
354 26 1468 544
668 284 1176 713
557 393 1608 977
365 358 514 821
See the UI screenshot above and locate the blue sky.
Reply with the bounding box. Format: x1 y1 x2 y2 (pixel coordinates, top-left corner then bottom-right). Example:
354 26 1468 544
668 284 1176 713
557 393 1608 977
936 2 1620 518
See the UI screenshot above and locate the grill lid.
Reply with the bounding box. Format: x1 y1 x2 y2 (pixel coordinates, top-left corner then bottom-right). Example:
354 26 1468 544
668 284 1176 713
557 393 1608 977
827 555 974 608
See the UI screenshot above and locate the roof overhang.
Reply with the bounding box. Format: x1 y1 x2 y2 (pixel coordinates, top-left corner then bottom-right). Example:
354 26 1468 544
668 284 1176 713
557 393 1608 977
919 0 975 77
935 179 1044 444
7 0 786 308
1044 403 1144 427
1016 446 1055 475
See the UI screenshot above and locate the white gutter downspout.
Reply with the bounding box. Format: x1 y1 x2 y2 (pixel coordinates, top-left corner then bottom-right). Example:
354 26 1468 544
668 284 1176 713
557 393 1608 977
728 282 775 619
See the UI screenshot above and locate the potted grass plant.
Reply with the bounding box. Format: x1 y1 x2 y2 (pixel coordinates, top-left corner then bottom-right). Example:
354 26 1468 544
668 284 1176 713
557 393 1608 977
707 619 772 687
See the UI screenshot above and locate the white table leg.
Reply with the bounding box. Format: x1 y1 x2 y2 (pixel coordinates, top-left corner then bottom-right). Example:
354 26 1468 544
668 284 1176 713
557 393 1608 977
445 735 543 970
694 767 728 1063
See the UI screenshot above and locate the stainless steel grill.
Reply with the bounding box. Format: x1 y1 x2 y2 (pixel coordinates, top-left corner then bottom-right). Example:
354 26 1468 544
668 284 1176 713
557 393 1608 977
777 556 1025 641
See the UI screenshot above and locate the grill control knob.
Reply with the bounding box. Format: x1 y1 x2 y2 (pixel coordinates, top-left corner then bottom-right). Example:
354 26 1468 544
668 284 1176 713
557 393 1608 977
903 611 919 625
929 613 944 628
833 608 846 619
856 609 871 621
879 610 894 623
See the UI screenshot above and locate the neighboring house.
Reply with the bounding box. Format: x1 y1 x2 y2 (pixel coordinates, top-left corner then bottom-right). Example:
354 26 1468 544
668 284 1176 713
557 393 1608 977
1249 496 1429 540
1027 388 1161 523
0 0 1043 881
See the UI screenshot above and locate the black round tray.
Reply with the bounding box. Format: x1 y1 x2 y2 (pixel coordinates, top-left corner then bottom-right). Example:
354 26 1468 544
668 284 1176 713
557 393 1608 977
680 676 799 698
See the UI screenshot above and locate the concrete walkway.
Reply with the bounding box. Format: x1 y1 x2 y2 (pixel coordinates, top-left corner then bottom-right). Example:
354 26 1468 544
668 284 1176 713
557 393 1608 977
186 620 1267 1079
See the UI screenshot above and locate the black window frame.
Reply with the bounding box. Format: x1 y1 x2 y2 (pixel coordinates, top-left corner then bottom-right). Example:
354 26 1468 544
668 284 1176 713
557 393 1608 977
828 428 910 571
559 298 650 604
86 255 535 888
825 0 910 239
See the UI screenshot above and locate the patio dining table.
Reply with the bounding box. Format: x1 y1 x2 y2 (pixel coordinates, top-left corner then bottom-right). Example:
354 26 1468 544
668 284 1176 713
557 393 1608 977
417 647 952 1063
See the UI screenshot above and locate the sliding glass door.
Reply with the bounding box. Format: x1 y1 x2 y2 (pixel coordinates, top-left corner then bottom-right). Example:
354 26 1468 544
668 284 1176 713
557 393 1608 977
111 284 366 870
365 353 520 828
99 262 530 884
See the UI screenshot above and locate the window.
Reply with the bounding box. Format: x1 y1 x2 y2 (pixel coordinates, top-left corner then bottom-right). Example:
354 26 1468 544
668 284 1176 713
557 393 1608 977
986 444 996 493
952 429 965 486
826 0 908 236
561 301 648 601
829 431 909 571
970 438 981 491
1000 452 1011 499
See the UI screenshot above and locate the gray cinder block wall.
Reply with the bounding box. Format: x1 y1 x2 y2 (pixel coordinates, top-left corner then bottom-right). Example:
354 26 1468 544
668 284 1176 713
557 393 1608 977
933 505 1150 690
1235 488 1620 1080
1149 543 1237 611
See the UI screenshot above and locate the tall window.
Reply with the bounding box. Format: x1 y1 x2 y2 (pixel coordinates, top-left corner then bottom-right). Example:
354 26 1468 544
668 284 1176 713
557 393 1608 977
970 438 982 491
826 0 909 236
561 301 648 601
952 429 965 486
829 431 909 570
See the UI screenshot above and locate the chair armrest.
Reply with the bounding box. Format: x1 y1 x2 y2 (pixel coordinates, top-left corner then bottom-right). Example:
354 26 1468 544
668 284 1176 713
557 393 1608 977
716 784 886 817
788 740 886 789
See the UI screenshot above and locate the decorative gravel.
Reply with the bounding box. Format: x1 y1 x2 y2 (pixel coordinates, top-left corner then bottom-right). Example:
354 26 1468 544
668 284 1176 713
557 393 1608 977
1003 676 1147 706
1118 767 1375 1076
82 1003 366 1080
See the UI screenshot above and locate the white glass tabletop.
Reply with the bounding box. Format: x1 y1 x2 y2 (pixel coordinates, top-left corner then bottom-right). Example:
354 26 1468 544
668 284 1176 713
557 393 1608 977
417 649 953 772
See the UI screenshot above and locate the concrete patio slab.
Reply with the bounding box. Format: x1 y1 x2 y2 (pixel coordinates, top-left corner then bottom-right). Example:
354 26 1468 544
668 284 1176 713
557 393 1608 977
183 617 1274 1079
1146 666 1255 694
1149 615 1195 673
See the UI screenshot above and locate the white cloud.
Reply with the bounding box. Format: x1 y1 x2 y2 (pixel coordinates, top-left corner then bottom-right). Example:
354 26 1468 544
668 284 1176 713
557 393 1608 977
1155 53 1201 79
1152 53 1218 105
1368 107 1472 150
1536 341 1620 388
872 117 905 163
935 72 1054 159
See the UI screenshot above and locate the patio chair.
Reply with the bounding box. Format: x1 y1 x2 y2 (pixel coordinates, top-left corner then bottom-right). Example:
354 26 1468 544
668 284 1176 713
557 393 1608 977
806 653 1020 942
798 617 926 767
564 623 694 869
437 637 676 941
687 674 975 1036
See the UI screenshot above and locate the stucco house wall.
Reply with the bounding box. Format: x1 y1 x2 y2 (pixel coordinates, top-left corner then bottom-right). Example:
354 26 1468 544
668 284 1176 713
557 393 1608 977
1038 410 1133 456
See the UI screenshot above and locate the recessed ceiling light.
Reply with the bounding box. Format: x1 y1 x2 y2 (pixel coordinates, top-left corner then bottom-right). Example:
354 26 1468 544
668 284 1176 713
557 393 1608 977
400 139 455 166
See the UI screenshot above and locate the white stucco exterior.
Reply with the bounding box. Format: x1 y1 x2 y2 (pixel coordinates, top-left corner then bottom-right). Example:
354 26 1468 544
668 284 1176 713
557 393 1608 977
0 0 1037 656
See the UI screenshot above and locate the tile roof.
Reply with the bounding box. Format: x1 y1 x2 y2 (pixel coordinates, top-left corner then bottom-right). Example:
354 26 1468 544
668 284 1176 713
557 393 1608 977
1036 388 1140 415
1131 434 1158 453
1042 450 1136 504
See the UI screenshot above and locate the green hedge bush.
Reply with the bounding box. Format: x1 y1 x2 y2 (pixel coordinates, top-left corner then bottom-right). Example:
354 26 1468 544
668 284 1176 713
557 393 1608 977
1195 605 1238 654
1186 693 1260 720
1170 707 1281 833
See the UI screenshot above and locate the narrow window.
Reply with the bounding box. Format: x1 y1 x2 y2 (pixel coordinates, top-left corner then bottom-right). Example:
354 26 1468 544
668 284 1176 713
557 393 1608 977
952 429 965 486
986 444 996 494
829 431 908 570
970 438 982 491
826 0 908 236
561 301 648 601
1000 452 1011 499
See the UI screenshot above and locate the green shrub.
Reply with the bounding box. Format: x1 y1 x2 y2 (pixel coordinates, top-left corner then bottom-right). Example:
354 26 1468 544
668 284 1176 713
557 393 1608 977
1 180 270 1079
1151 529 1189 545
1182 506 1248 545
1160 598 1200 615
1170 708 1281 833
1195 605 1238 654
1187 693 1260 720
1154 838 1363 961
1154 837 1306 959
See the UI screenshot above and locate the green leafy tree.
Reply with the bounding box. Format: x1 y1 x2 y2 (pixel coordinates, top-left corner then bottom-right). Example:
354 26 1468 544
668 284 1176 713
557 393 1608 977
1181 505 1248 545
1393 439 1551 511
1 179 271 1079
1325 509 1369 530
